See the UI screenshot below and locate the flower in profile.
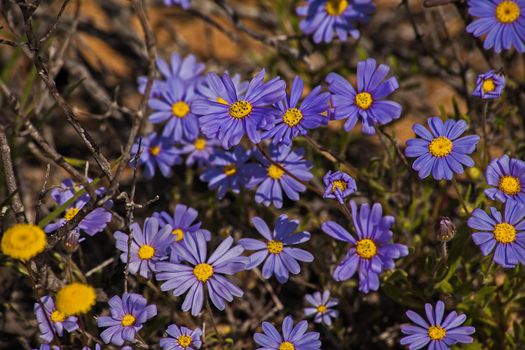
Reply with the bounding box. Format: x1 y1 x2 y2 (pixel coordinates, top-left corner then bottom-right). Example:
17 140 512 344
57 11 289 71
130 132 181 179
322 170 357 204
405 117 480 180
472 70 506 99
192 70 286 149
148 77 200 142
248 144 313 208
97 293 157 346
304 291 339 326
178 135 220 167
114 217 174 278
1 223 47 261
200 146 256 199
239 215 314 283
263 76 330 145
44 179 112 237
467 200 525 268
485 155 525 203
34 296 79 342
327 58 402 134
164 0 191 9
297 0 376 44
160 324 202 350
138 53 204 96
155 231 247 316
466 0 525 53
400 300 475 350
153 204 211 243
56 283 96 316
254 315 321 350
322 201 408 293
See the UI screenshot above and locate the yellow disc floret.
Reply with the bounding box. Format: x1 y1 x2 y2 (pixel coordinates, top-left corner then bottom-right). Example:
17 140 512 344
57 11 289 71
50 310 66 323
172 101 190 118
138 244 155 260
121 314 136 327
193 263 214 282
56 283 96 316
482 79 496 94
283 108 303 127
428 325 446 340
326 0 348 16
64 207 80 221
149 145 161 157
267 240 284 254
224 164 237 176
317 304 327 313
279 341 295 350
172 228 185 241
354 92 373 110
428 136 453 158
493 222 516 244
355 239 377 259
268 164 285 180
496 1 521 24
178 335 193 347
194 138 207 151
499 175 521 196
1 223 47 261
229 100 252 119
332 180 347 192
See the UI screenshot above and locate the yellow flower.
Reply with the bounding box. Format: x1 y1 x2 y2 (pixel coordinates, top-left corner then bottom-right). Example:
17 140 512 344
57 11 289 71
56 283 96 316
1 223 47 261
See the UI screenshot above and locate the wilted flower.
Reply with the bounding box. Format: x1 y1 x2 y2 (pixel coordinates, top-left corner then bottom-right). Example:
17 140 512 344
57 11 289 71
114 217 174 278
400 300 475 350
34 296 79 342
322 201 408 293
155 232 248 316
239 215 314 283
322 170 357 204
436 217 456 242
466 0 525 53
472 70 506 99
405 117 480 180
254 315 321 350
327 58 401 134
467 200 525 268
304 290 339 326
97 293 157 346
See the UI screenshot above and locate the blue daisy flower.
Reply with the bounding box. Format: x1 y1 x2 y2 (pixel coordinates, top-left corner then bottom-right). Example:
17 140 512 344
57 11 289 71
472 70 506 99
130 132 182 179
304 290 339 326
485 155 525 203
405 117 480 180
153 204 211 243
178 135 220 167
254 315 321 350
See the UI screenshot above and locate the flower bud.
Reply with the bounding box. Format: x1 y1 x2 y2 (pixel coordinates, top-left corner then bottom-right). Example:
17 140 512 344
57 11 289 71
436 216 456 242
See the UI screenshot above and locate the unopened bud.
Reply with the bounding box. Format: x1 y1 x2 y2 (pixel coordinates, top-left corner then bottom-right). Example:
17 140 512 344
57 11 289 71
64 230 81 252
466 167 482 180
437 217 456 242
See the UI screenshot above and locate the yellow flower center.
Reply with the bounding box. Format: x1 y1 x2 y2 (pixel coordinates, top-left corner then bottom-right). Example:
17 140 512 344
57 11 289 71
149 145 161 157
354 92 373 110
138 244 155 260
224 164 237 176
50 310 66 323
64 207 80 221
121 314 136 327
216 96 229 105
283 108 303 127
317 304 327 313
178 335 193 347
428 325 446 340
326 0 348 16
267 240 284 254
55 283 96 316
493 222 516 244
172 101 190 118
194 138 207 151
428 136 453 158
193 263 214 282
355 239 377 259
496 1 521 24
268 164 285 180
1 223 47 261
279 341 295 350
499 175 521 196
482 79 496 94
229 100 252 119
172 228 185 241
332 180 347 192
